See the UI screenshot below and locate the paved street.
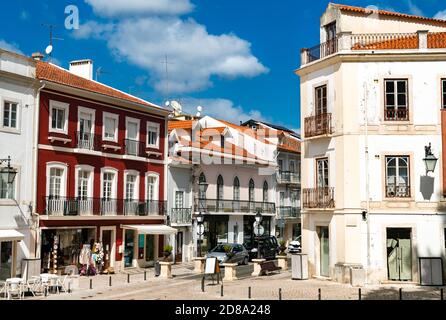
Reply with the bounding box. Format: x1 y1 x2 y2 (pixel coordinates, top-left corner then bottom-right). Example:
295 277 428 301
27 261 444 301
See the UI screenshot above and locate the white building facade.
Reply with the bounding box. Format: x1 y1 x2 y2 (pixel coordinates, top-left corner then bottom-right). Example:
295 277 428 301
297 4 446 284
0 49 39 280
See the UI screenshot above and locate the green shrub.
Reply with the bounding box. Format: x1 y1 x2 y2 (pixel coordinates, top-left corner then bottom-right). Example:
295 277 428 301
163 245 173 253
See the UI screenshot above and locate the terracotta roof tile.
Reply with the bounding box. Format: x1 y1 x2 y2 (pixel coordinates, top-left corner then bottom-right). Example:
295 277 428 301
351 32 446 50
168 120 194 131
36 61 163 109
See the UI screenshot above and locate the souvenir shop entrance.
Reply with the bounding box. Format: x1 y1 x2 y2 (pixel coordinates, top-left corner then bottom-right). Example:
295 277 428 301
0 230 24 280
99 227 116 270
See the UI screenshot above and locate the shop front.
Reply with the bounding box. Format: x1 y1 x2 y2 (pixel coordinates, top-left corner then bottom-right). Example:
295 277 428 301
0 230 24 280
121 224 177 269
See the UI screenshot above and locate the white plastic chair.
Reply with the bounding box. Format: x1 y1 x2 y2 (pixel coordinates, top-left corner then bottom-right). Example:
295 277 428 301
0 281 6 299
57 274 70 293
6 279 24 300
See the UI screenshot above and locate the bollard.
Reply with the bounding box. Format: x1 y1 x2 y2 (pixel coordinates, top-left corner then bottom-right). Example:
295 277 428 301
399 288 402 300
201 277 205 292
127 274 130 283
279 288 282 300
318 288 321 300
68 282 71 294
358 288 361 301
144 271 147 281
109 276 112 287
248 286 251 299
90 279 93 290
221 284 224 297
441 288 444 301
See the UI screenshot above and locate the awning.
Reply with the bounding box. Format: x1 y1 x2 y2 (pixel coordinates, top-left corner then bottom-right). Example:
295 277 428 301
0 230 25 241
122 224 178 235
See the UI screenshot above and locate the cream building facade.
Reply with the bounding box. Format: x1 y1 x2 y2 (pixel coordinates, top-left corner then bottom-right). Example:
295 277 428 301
297 3 446 284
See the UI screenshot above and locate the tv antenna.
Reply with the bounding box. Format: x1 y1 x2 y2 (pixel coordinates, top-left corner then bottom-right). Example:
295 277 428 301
41 23 64 60
160 54 174 102
95 66 110 82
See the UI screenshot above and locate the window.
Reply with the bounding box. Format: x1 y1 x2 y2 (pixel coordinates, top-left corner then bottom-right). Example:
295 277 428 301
147 122 160 148
49 101 69 134
146 174 159 201
3 101 18 129
279 192 285 206
125 174 137 200
220 135 225 148
49 168 63 198
315 85 327 115
77 171 90 200
103 113 118 142
233 177 240 201
385 79 409 121
289 160 296 173
217 175 224 200
278 159 283 171
249 179 255 202
103 172 115 200
386 156 410 198
126 118 140 155
198 173 206 199
78 108 95 149
317 158 329 188
263 181 268 202
442 79 446 109
324 22 337 55
175 191 184 208
0 168 15 199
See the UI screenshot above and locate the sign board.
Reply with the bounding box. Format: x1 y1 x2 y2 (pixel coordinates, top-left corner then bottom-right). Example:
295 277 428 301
205 257 220 274
197 224 205 236
253 223 265 236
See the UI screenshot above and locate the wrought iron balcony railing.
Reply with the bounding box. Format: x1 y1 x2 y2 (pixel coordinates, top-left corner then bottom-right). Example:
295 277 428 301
385 184 410 198
194 198 276 214
277 171 300 184
302 187 335 209
75 131 102 151
278 206 301 219
170 208 192 225
304 113 333 138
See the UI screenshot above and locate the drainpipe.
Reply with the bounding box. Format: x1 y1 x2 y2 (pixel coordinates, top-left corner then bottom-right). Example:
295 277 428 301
32 80 45 258
364 82 371 284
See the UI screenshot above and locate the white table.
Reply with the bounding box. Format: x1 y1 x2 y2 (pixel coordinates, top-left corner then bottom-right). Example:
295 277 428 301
40 274 60 295
5 278 24 300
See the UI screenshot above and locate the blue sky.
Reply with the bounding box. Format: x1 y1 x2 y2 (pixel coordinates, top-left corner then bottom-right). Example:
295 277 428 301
1 0 445 131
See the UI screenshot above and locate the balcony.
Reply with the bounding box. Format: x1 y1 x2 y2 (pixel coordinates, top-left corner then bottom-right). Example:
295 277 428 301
124 139 145 157
304 113 333 138
170 208 192 225
384 109 409 121
386 184 410 198
301 37 338 65
278 206 301 219
302 187 335 209
44 197 166 216
277 171 300 185
75 131 102 151
195 198 276 214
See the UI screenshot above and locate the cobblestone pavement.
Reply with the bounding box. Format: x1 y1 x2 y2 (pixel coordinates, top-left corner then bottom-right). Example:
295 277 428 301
24 262 445 301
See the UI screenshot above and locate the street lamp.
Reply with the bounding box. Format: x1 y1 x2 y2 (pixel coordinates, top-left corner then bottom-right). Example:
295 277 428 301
197 179 208 257
423 143 438 174
0 156 17 185
196 212 204 257
255 211 263 259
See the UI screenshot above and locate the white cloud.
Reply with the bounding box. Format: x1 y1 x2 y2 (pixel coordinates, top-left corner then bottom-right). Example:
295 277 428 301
20 10 30 20
72 21 115 39
0 40 23 55
407 0 424 16
85 0 194 17
434 9 446 20
180 98 270 124
103 17 268 94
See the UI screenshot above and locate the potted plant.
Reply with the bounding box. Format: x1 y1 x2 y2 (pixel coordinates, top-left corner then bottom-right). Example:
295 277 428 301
163 245 173 261
278 240 287 256
223 244 234 260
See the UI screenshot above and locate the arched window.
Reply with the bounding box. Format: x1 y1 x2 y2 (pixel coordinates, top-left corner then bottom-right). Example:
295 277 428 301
249 179 255 202
233 177 240 201
198 173 206 199
217 175 224 200
263 181 268 202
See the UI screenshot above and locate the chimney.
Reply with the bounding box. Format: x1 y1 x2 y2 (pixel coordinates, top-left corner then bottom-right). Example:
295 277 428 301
69 59 93 80
32 52 44 61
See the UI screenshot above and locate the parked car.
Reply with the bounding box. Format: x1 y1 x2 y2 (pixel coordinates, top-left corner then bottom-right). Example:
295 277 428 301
244 235 280 260
205 243 250 265
288 235 301 253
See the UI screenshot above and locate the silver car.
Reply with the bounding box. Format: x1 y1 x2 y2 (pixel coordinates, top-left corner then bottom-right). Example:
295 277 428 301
205 243 249 265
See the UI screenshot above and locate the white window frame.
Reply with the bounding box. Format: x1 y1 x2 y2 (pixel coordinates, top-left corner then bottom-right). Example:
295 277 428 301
77 106 96 134
124 170 140 201
1 98 21 133
145 172 159 201
74 165 94 198
100 167 118 199
49 100 69 135
46 162 68 198
146 121 160 149
103 112 119 143
125 117 140 141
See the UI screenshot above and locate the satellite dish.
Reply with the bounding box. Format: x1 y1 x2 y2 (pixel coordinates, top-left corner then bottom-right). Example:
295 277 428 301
197 106 203 112
45 45 53 55
196 112 201 117
171 100 182 114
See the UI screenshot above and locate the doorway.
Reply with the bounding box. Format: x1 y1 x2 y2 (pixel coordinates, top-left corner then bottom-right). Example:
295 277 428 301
124 229 135 268
317 226 329 277
176 232 183 263
100 227 115 270
387 228 412 281
0 241 13 280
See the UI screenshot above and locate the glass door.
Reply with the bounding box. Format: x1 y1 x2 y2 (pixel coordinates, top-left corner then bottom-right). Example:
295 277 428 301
79 112 93 149
318 226 329 277
124 230 135 268
126 121 139 155
145 235 155 266
0 241 13 280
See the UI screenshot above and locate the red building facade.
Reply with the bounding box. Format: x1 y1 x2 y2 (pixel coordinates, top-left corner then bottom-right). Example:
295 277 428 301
35 61 171 273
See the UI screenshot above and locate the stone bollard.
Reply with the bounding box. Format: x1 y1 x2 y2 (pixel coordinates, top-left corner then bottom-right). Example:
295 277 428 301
193 257 207 273
221 263 238 281
251 259 266 276
159 261 174 279
277 256 288 271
